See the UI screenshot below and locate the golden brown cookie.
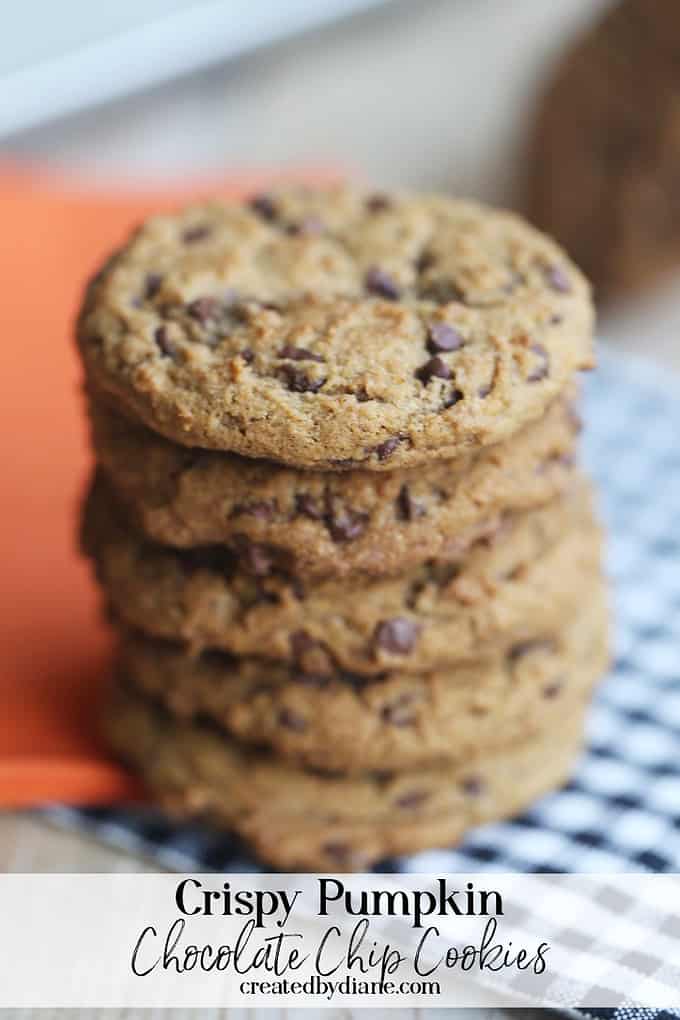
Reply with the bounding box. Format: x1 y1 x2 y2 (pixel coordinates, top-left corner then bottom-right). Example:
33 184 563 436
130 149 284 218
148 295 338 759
118 584 608 773
77 186 593 468
82 473 601 674
104 682 588 871
89 392 580 578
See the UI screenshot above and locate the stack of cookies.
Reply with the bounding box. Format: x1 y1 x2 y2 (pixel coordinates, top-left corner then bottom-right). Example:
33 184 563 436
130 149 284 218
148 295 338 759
76 186 608 870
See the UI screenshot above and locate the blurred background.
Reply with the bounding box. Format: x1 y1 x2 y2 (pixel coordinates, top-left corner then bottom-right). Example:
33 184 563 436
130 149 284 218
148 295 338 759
2 0 679 374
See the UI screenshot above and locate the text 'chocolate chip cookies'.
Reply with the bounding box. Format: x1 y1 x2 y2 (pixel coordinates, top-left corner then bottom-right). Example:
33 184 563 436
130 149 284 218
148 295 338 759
77 184 608 870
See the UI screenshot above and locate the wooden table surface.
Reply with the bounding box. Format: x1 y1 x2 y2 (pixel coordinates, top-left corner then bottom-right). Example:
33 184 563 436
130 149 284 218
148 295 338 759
1 3 679 1013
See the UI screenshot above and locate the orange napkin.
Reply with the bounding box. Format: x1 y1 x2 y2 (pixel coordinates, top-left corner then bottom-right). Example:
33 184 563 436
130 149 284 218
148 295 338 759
0 164 335 809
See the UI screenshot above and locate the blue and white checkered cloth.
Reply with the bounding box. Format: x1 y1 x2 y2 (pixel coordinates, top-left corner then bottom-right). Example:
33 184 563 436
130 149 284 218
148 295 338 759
46 347 680 877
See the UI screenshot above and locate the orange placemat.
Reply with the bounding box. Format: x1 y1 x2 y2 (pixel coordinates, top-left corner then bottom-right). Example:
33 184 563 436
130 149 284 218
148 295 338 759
0 164 335 809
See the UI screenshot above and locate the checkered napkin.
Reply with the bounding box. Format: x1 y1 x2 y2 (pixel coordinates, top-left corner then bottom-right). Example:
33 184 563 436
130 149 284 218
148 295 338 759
44 348 680 1008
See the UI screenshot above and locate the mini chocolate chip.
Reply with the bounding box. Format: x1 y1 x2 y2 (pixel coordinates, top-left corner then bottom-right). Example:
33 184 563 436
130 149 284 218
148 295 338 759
249 193 278 221
545 264 571 293
187 296 220 323
295 493 323 520
232 500 277 520
416 356 452 383
279 708 308 732
374 436 402 461
381 694 417 726
477 383 492 398
286 216 324 236
419 278 464 303
550 313 563 325
396 484 426 521
427 321 464 353
507 637 557 663
325 501 369 542
154 326 178 359
279 364 326 393
366 193 392 212
239 348 254 364
442 388 464 408
365 266 401 300
182 224 211 243
461 776 484 796
278 344 324 362
543 681 563 699
527 343 550 383
395 790 429 809
144 273 163 300
374 617 420 654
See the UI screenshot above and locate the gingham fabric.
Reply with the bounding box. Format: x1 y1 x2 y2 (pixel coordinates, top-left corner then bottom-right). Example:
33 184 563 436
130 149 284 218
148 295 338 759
45 347 680 877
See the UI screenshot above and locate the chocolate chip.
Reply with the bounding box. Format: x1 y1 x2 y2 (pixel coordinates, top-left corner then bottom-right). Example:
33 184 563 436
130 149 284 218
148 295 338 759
419 278 464 303
507 637 557 663
322 842 352 864
154 326 177 359
543 681 563 699
187 296 220 323
144 273 163 300
527 343 550 383
290 630 317 659
232 535 288 577
396 484 425 521
461 776 484 796
240 348 254 364
374 436 402 461
295 493 323 520
374 617 420 655
545 264 571 293
416 249 436 273
395 790 429 810
249 194 278 221
182 224 211 243
231 500 277 520
293 672 330 689
278 708 308 732
366 193 392 213
325 501 369 543
278 344 324 362
286 216 324 236
442 388 464 408
381 694 417 726
416 356 451 383
365 266 401 300
427 321 463 353
279 364 326 393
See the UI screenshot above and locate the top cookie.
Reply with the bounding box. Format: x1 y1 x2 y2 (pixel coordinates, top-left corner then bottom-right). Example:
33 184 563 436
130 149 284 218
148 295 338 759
77 186 594 469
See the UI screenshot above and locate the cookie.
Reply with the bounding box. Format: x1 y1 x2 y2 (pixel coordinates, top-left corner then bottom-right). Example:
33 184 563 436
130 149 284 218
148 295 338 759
89 392 580 578
82 474 601 674
104 682 587 870
77 186 593 469
118 585 608 773
528 0 680 298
